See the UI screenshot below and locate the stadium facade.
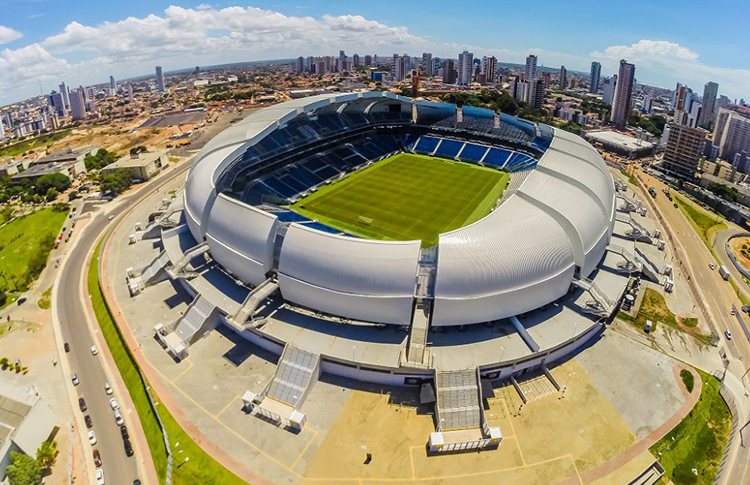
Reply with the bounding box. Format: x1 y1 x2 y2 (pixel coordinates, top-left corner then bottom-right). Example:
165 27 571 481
129 91 653 450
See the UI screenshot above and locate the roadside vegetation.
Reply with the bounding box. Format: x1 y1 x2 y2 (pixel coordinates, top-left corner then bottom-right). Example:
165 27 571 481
37 287 52 310
650 370 732 485
674 195 726 248
680 369 695 393
88 240 248 485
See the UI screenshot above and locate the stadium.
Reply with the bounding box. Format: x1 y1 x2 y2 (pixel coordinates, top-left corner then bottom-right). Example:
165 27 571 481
128 91 658 451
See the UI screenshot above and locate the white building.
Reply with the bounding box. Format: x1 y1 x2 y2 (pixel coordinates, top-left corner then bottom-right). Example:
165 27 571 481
602 76 617 105
457 51 473 85
69 88 86 121
525 54 537 81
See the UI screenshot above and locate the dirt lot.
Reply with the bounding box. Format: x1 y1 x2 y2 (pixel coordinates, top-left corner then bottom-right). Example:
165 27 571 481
728 236 750 273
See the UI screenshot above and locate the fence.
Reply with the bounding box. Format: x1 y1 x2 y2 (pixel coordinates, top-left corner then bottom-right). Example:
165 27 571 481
714 379 740 485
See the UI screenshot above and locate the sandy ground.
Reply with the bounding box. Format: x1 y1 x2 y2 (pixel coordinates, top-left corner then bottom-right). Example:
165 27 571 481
728 236 750 273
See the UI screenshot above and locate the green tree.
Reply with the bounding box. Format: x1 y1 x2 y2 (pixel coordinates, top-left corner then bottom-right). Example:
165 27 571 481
34 173 71 196
36 440 59 469
6 452 42 485
45 188 59 201
99 168 134 196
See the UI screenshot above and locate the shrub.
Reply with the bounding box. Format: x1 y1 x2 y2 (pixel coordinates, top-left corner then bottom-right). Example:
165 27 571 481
680 369 695 393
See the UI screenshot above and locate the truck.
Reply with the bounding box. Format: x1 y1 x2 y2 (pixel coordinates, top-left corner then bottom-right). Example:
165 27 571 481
719 265 730 280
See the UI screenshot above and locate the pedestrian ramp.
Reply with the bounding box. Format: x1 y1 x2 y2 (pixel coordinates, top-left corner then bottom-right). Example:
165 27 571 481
242 345 320 431
428 368 502 453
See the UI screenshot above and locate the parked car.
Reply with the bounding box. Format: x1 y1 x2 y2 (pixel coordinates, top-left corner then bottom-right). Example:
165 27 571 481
120 425 129 439
114 409 124 426
104 382 112 395
78 398 87 412
16 297 26 305
64 342 70 353
725 329 733 340
709 263 716 270
88 430 97 445
93 449 102 467
96 468 105 485
85 415 93 428
124 438 133 457
72 373 79 386
109 398 119 410
91 345 98 356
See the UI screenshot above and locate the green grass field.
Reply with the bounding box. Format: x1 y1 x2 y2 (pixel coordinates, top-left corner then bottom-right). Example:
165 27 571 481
650 370 732 485
0 208 68 290
290 153 509 247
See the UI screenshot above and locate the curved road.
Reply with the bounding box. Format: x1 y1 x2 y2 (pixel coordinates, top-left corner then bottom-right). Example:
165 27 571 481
56 162 191 485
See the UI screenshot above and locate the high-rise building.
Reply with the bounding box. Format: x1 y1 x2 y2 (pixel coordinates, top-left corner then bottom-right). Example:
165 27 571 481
59 82 70 109
713 105 750 162
421 53 434 77
109 75 117 95
155 65 165 92
69 88 86 121
525 54 537 81
352 54 360 68
589 61 601 93
602 76 617 105
699 81 719 129
540 72 551 89
457 51 473 85
48 91 66 117
127 84 134 103
294 57 304 74
393 56 407 82
441 59 456 84
559 66 567 90
610 60 635 129
364 55 373 67
510 76 525 103
481 56 497 84
305 56 314 71
662 122 705 179
527 78 545 109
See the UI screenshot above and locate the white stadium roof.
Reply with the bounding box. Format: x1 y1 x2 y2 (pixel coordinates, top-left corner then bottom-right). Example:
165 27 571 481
183 93 616 326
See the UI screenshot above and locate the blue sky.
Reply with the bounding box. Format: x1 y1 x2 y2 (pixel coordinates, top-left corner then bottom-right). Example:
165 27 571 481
1 0 749 105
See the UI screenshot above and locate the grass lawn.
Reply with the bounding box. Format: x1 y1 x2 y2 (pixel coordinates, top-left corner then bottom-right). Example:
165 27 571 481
290 153 509 248
634 288 677 330
0 129 73 158
0 208 68 291
88 241 248 485
650 370 732 485
674 195 726 248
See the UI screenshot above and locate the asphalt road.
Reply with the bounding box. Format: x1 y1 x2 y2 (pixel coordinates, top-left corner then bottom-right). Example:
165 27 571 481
57 162 191 485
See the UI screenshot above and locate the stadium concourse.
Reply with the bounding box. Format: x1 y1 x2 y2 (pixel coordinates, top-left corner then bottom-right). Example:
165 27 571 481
125 91 669 452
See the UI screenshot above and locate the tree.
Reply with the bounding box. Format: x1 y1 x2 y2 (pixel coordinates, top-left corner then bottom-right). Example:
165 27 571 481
84 148 118 170
34 173 71 196
99 168 133 196
36 440 59 469
45 188 59 201
6 452 42 485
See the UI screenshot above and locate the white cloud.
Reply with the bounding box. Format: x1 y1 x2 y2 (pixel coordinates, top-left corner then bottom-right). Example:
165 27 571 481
0 26 23 45
592 39 750 99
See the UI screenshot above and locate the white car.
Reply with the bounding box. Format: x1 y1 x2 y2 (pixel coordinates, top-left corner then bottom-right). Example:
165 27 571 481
91 345 98 356
71 373 79 386
108 215 115 221
709 263 716 270
104 382 112 395
725 329 733 341
96 469 105 485
88 430 97 445
109 398 119 410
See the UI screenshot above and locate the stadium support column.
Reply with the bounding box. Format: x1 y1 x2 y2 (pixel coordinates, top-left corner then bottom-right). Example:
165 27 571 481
509 316 539 352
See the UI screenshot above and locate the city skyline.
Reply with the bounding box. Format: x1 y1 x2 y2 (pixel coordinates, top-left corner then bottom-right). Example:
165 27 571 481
1 1 749 105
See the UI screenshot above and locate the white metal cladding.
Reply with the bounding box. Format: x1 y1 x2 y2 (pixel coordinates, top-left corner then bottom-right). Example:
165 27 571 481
433 195 576 325
432 266 574 326
518 169 609 267
279 223 421 297
204 194 278 286
278 274 415 325
536 148 615 217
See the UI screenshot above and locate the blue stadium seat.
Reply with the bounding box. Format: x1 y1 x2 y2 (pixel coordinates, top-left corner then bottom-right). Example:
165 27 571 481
435 139 464 158
414 136 440 154
459 143 489 162
483 148 512 168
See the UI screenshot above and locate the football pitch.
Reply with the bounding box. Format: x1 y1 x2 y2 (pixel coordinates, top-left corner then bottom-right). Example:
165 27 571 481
290 153 509 247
